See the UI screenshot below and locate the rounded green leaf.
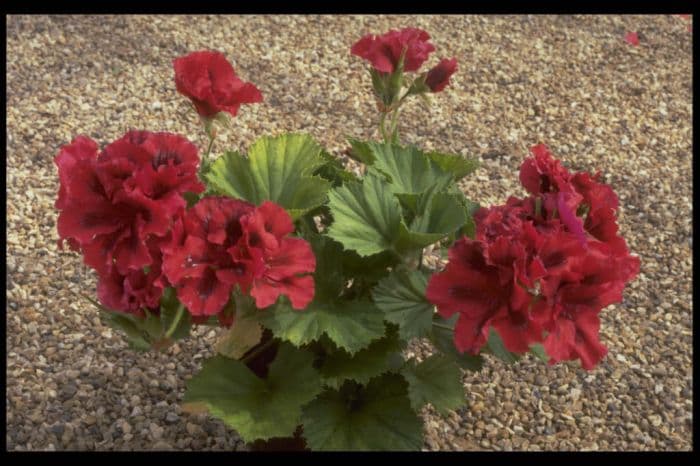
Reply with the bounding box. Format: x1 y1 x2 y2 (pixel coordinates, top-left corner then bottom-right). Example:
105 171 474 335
372 268 434 340
396 193 467 251
362 142 453 196
425 150 480 180
401 354 465 415
183 343 322 442
258 298 386 355
327 174 402 257
301 374 423 451
320 334 404 389
205 133 331 219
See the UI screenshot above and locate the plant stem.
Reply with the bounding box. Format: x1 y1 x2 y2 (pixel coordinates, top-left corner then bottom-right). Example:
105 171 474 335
164 303 185 339
389 107 402 144
205 133 215 158
241 338 277 364
379 112 389 143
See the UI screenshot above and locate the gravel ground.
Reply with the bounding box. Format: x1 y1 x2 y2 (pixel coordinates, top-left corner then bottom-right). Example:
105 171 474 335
6 15 692 451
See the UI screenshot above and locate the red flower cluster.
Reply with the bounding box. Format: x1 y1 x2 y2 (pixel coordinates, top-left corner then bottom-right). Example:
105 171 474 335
55 131 205 315
174 50 263 118
161 197 316 319
426 144 640 370
351 27 457 95
56 133 315 321
351 27 435 73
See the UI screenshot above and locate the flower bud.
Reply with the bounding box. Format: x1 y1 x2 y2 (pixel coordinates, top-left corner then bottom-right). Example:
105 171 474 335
425 58 458 93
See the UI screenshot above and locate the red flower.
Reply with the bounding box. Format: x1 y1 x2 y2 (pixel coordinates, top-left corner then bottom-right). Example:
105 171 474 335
429 146 640 369
55 132 203 275
351 27 435 73
162 198 316 317
234 202 316 309
162 196 256 317
539 243 639 369
97 249 164 316
426 237 541 354
173 50 263 118
119 130 205 200
425 58 458 92
624 31 640 46
543 310 607 370
519 144 573 196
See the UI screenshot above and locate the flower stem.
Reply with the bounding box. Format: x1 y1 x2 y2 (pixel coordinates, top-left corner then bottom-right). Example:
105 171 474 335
164 303 186 339
205 133 215 158
389 107 402 144
379 112 389 143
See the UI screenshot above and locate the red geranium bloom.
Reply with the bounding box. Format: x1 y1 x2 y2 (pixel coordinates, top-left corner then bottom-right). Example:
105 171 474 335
430 146 640 369
55 132 203 275
118 130 205 200
97 250 164 316
162 198 316 317
426 237 541 354
540 243 638 369
543 309 607 370
173 50 263 118
162 196 256 317
425 58 458 92
351 27 436 73
519 144 574 196
233 202 316 309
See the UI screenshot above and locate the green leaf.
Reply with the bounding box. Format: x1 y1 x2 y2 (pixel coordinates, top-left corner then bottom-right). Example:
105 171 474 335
215 297 263 359
205 133 331 219
485 327 521 365
84 287 192 351
340 248 396 283
320 333 404 389
401 354 465 415
183 343 322 442
141 309 163 339
530 343 549 363
362 142 453 196
455 195 480 240
258 298 385 355
102 311 152 351
301 374 423 451
372 268 433 340
215 322 263 360
430 315 484 372
159 287 191 342
314 150 358 187
308 234 346 302
327 174 402 257
396 193 467 251
347 138 376 165
425 151 480 180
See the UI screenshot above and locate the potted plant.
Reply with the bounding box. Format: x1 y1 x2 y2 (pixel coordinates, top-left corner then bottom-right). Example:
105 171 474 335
54 27 640 451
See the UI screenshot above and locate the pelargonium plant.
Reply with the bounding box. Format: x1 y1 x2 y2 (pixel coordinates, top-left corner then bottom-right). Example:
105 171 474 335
55 28 640 451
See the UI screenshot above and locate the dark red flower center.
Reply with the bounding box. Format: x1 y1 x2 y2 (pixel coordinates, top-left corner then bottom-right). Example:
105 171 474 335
152 150 182 169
